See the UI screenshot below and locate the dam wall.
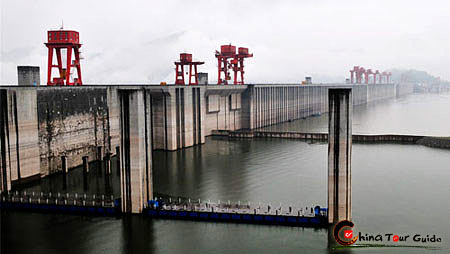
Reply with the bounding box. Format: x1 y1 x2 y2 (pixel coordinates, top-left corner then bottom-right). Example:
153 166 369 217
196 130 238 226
36 87 116 177
367 83 395 102
150 86 205 150
396 83 415 98
241 83 405 129
204 86 246 136
0 83 415 189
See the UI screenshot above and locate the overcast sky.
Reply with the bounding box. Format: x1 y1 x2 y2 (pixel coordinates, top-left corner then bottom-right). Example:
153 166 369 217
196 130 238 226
1 0 449 84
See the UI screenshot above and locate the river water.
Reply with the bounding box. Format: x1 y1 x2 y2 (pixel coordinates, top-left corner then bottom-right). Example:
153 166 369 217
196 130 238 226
2 93 450 253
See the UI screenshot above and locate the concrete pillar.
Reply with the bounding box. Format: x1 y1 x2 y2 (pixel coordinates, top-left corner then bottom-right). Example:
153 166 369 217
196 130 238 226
175 87 186 148
258 87 261 128
107 87 120 153
0 88 39 191
289 87 293 120
263 88 267 127
0 90 11 192
270 87 274 125
82 156 89 191
119 89 153 214
104 152 111 175
61 156 68 190
266 87 269 126
115 146 120 175
61 156 68 173
165 90 178 151
188 87 205 145
255 88 259 128
267 88 270 126
305 87 310 117
297 87 301 118
268 87 271 125
280 87 283 123
299 87 304 118
150 89 176 151
279 87 282 123
328 88 352 224
198 87 206 144
285 87 288 121
82 156 89 173
241 85 254 129
286 87 289 121
275 87 278 124
97 146 103 161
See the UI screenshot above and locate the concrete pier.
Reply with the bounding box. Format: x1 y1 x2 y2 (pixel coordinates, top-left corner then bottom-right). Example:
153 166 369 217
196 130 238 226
0 88 40 191
118 89 152 213
82 156 89 173
327 88 352 224
61 156 68 190
104 152 111 175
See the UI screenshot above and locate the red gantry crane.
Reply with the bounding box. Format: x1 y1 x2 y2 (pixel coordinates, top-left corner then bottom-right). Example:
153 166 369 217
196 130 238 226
381 71 392 83
45 28 83 85
216 44 253 85
174 53 204 85
349 66 391 84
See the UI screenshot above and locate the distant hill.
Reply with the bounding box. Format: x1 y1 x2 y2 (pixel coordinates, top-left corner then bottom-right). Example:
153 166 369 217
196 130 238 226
388 69 442 83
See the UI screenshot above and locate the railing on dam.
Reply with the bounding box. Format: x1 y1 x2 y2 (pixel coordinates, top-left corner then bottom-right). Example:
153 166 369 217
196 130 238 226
0 190 328 227
145 195 328 227
0 190 119 215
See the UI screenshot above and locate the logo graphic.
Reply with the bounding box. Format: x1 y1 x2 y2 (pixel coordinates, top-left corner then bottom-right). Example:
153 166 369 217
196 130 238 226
333 220 358 246
332 220 442 248
344 230 353 239
393 235 399 242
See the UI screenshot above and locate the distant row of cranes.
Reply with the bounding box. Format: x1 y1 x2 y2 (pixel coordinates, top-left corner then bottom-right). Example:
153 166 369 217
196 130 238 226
349 66 391 84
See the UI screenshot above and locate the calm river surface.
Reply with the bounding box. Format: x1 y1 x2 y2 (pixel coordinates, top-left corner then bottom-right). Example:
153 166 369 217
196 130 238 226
2 93 450 253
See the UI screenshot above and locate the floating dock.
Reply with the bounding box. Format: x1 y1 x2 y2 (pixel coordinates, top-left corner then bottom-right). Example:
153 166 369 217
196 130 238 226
0 191 119 216
0 191 328 227
144 198 328 227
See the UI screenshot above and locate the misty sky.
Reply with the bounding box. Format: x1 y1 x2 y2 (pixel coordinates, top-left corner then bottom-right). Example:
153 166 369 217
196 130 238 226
1 0 449 85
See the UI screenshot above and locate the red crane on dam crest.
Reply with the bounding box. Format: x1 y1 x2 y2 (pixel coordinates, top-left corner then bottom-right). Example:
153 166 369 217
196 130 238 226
174 53 204 85
45 27 83 86
349 66 391 84
216 44 253 85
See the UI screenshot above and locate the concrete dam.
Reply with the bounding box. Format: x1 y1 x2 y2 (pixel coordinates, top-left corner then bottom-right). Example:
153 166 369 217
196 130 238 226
0 83 413 193
0 84 413 189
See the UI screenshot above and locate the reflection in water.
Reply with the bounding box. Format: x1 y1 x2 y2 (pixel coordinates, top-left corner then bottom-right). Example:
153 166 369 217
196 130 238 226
121 216 155 253
153 138 329 207
19 160 121 199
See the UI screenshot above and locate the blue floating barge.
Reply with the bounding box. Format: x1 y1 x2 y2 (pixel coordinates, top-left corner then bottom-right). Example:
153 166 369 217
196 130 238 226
0 199 120 216
144 208 328 228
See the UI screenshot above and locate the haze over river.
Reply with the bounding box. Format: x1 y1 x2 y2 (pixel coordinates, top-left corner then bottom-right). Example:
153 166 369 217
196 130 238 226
2 93 450 253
